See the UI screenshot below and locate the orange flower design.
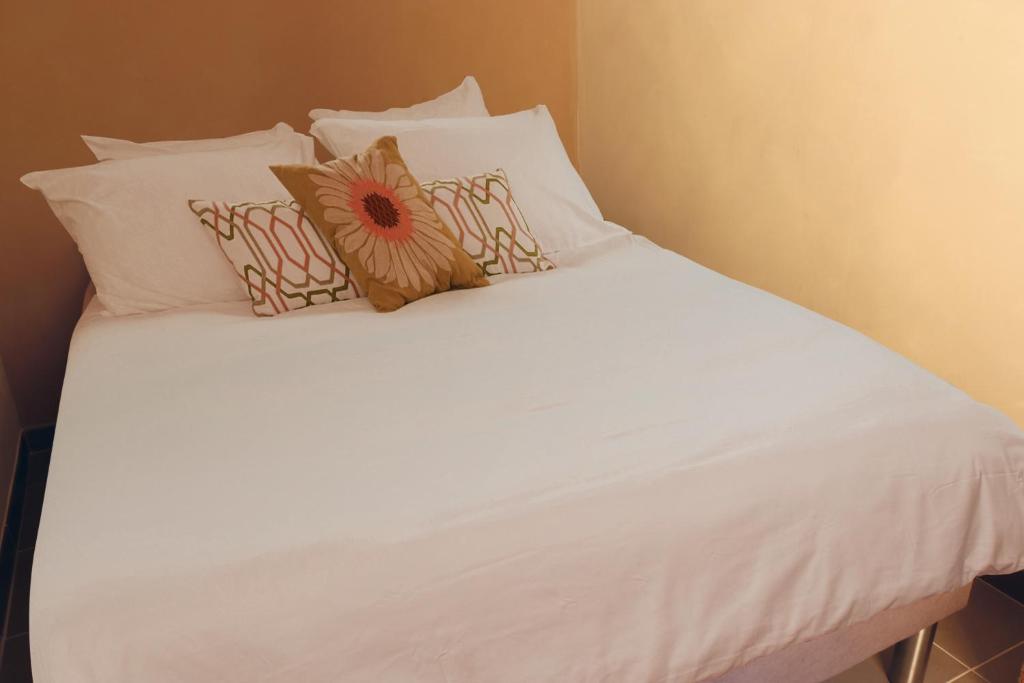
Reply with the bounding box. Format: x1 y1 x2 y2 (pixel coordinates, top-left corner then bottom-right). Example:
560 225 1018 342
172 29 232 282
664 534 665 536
310 150 455 291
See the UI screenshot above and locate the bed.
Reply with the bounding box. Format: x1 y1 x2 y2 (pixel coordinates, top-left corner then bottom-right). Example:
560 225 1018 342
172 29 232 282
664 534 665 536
31 227 1024 682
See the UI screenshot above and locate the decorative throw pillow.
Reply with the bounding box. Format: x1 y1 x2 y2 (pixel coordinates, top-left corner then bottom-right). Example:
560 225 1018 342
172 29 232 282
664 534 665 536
188 200 361 316
271 136 488 312
421 169 554 276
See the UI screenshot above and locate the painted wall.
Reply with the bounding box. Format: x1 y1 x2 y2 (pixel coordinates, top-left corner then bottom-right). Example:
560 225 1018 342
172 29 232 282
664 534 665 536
579 0 1024 426
0 357 21 529
0 0 579 426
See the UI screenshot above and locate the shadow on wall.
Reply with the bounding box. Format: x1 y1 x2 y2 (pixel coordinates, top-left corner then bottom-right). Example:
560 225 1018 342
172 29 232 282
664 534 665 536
579 0 1024 427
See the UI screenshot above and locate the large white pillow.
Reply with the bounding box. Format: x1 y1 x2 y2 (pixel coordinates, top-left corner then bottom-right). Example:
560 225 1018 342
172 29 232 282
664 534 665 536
82 122 306 161
309 76 489 122
310 106 619 256
21 135 313 315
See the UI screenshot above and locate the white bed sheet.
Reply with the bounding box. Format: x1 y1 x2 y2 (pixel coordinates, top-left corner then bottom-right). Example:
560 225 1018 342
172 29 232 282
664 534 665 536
32 231 1024 683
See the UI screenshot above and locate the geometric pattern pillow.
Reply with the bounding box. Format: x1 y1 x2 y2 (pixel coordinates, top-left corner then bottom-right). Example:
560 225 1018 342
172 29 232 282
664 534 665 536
421 169 555 276
187 200 361 316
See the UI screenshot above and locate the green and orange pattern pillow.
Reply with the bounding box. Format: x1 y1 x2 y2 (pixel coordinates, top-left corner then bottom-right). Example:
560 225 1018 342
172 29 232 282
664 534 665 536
188 199 361 316
421 169 554 276
272 136 488 312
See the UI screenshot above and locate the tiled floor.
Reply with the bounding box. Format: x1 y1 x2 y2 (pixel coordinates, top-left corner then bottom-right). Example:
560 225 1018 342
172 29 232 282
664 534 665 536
0 425 1021 682
827 580 1024 683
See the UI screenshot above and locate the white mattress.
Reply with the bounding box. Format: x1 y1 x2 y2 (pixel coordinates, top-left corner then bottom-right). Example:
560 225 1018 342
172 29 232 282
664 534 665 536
32 231 1024 683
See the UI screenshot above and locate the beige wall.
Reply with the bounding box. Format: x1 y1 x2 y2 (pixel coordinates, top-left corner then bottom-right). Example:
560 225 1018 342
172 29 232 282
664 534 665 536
0 356 21 528
0 0 579 426
580 0 1024 426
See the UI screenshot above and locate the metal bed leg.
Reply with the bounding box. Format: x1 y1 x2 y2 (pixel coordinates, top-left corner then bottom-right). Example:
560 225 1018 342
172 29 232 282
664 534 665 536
887 623 938 683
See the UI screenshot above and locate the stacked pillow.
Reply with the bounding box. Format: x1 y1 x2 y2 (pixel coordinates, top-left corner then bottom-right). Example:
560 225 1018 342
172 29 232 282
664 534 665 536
23 76 610 317
22 133 314 315
309 76 489 122
309 106 607 256
82 122 301 161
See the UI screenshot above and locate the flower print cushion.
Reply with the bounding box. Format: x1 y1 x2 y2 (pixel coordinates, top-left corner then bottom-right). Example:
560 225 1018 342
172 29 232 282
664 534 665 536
271 136 488 312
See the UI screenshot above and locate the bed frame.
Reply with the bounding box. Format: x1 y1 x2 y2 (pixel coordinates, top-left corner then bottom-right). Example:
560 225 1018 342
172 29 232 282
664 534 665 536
703 584 969 683
888 624 940 683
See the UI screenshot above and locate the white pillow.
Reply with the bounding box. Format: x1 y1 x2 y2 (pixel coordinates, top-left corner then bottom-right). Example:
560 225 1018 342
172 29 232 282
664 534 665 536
309 76 489 122
21 135 313 315
82 122 305 161
310 106 618 256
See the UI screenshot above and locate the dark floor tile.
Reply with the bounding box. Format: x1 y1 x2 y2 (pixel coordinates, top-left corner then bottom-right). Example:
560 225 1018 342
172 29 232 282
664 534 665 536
985 572 1024 608
936 580 1024 667
23 425 54 454
24 451 50 490
976 642 1024 683
5 550 33 638
922 647 969 683
0 634 31 682
825 646 967 683
17 484 45 551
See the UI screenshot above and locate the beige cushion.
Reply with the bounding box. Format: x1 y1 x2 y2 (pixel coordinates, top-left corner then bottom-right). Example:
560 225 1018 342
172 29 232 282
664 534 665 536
272 136 488 312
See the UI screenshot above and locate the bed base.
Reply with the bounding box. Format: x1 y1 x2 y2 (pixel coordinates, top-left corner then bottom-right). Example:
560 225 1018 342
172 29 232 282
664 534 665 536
702 584 969 683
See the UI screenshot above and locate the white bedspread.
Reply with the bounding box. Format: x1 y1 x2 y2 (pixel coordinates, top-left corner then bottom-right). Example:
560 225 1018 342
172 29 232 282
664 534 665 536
32 232 1024 683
